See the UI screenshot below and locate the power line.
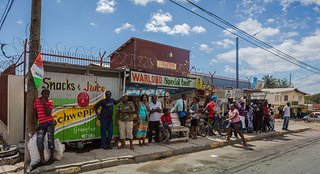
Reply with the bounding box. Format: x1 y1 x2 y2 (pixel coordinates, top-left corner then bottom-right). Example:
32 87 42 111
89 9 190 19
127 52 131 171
184 0 320 73
168 0 320 76
0 0 14 31
296 80 320 89
0 0 10 23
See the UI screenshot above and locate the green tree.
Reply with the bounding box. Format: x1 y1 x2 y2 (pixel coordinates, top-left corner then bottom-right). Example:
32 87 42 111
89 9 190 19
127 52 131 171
262 75 278 88
278 78 291 88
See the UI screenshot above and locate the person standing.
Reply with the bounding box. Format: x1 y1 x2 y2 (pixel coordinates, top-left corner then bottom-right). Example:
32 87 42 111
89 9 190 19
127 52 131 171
33 88 55 166
189 97 200 139
282 102 291 130
226 104 246 146
171 94 188 126
117 94 135 150
94 91 120 150
203 96 216 136
148 95 162 143
247 103 254 133
255 102 264 133
268 104 275 131
262 102 269 132
136 94 150 146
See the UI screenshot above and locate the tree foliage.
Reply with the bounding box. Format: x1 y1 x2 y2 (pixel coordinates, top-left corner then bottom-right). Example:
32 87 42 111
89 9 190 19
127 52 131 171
262 74 293 88
262 75 291 88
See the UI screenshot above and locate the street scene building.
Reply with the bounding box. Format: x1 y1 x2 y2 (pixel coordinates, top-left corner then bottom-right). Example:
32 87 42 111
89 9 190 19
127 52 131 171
0 1 320 174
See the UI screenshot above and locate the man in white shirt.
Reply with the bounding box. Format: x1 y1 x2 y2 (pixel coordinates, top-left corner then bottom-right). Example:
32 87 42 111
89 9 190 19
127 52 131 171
282 102 291 130
171 94 188 126
148 95 162 143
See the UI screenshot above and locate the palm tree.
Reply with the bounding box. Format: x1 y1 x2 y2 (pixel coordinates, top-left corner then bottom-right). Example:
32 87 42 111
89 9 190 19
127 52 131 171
262 75 278 88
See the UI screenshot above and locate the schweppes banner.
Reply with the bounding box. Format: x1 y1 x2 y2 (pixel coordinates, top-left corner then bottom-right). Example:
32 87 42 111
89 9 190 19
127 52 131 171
38 72 121 142
130 71 196 88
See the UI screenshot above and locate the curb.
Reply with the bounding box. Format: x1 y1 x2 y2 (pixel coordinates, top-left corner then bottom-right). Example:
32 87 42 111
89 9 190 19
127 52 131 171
31 128 311 174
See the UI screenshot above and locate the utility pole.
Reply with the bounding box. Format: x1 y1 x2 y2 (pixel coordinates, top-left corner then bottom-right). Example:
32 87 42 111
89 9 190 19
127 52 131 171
236 37 239 89
25 0 42 165
289 73 292 87
209 71 216 95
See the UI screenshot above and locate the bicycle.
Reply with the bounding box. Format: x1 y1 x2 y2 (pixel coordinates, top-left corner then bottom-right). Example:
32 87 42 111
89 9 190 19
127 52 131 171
199 114 228 137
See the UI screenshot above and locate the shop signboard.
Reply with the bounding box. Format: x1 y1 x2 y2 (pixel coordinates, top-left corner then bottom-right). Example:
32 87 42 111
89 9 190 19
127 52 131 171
157 60 177 70
195 77 203 89
130 71 196 88
39 72 121 142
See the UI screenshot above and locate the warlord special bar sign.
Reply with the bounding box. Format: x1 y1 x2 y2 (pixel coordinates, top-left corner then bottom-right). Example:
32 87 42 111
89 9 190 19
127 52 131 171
130 71 195 88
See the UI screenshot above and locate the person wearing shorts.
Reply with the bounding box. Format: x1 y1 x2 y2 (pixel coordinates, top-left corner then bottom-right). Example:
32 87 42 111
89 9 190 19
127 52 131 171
117 95 135 150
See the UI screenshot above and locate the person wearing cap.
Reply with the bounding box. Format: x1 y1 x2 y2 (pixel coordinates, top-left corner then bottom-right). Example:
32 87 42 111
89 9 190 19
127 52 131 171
282 102 291 130
94 91 121 150
117 94 136 149
33 88 55 167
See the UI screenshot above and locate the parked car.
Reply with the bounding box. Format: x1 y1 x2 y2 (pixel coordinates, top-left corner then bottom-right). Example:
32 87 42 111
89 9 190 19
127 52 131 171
303 112 320 122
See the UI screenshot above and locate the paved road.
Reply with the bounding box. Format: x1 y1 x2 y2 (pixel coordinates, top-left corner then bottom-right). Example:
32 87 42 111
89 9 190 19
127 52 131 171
84 130 320 174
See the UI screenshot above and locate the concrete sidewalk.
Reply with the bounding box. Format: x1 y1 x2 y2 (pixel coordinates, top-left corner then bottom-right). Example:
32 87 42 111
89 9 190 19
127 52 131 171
29 120 311 174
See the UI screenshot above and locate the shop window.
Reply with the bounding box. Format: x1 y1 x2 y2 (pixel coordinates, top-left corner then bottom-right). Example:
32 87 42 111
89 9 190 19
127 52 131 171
284 95 288 101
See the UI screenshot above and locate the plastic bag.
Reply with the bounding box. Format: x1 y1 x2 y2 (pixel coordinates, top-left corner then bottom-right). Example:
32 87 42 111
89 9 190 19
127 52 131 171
54 139 65 160
28 133 51 166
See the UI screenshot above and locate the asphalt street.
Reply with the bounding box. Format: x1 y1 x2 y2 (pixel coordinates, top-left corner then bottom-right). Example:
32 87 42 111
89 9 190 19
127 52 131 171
84 130 320 174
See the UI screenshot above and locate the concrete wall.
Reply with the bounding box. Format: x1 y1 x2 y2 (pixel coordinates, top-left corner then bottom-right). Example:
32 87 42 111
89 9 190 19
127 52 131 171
8 75 24 144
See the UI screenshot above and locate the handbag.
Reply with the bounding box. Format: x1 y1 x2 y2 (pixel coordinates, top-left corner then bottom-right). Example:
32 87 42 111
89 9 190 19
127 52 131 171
178 111 187 117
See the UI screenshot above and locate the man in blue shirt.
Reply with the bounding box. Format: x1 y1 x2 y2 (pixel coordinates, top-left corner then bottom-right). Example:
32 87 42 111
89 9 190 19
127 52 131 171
94 91 120 150
171 94 188 126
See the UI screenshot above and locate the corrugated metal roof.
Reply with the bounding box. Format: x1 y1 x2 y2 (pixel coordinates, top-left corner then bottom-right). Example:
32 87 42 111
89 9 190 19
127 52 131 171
261 88 308 95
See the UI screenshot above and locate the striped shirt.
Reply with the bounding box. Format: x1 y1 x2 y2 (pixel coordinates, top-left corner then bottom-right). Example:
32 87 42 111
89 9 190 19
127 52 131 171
34 97 54 124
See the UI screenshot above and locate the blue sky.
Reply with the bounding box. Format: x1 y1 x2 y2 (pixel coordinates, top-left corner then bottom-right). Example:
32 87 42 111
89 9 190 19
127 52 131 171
1 0 320 94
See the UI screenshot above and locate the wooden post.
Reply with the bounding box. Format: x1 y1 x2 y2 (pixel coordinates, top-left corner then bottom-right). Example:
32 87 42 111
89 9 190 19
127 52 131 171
25 0 42 165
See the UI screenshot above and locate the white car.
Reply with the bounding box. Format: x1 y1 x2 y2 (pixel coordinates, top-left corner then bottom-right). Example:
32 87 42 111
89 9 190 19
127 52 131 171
303 112 320 122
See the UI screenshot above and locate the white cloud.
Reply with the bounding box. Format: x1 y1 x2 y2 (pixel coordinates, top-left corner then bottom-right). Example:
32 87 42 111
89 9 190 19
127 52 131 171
224 18 279 40
145 10 172 33
130 0 165 6
217 29 320 74
114 23 135 34
223 65 255 76
212 39 235 48
211 58 218 63
237 0 271 17
96 0 116 14
283 31 298 38
280 0 320 11
200 44 213 53
145 10 206 35
56 0 62 3
89 22 96 26
17 20 23 25
168 23 191 35
317 17 320 24
267 18 275 24
191 26 206 33
314 6 320 12
237 18 280 40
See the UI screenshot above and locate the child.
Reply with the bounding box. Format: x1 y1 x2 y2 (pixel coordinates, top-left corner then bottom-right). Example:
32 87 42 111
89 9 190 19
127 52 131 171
161 108 172 143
